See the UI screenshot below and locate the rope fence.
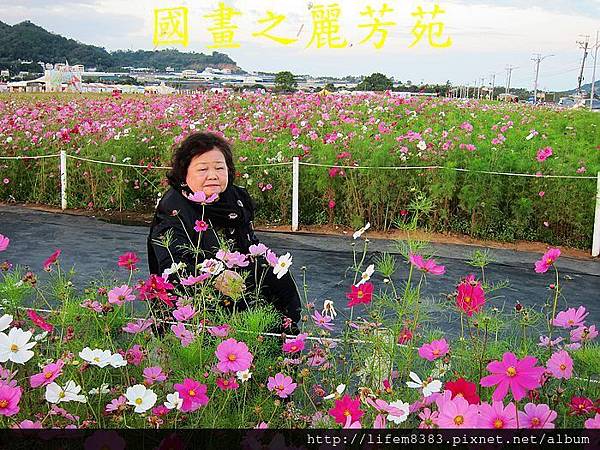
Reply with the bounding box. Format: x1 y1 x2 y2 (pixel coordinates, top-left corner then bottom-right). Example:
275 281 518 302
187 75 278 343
2 151 600 256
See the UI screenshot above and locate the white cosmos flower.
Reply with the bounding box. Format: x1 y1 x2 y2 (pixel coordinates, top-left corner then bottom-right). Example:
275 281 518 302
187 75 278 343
406 372 442 398
125 384 157 413
79 347 112 367
164 392 183 410
162 262 186 280
0 327 36 364
0 314 13 332
323 383 346 400
236 369 252 383
355 264 375 287
352 223 371 240
322 299 337 319
109 353 127 368
273 253 292 279
89 383 110 395
417 140 427 151
431 360 452 379
387 400 410 424
45 380 87 404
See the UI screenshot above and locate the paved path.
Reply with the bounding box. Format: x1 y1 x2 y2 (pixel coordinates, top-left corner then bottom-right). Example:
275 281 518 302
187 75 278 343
1 205 598 336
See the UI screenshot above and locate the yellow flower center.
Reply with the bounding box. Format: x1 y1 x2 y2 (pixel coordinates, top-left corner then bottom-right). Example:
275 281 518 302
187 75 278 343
464 296 471 304
291 345 298 351
454 415 464 425
531 417 541 426
189 389 196 397
10 344 18 352
118 295 125 301
277 384 284 391
58 391 65 399
357 290 363 299
343 410 351 417
433 349 440 356
546 258 553 265
494 419 504 429
568 320 574 325
228 354 237 361
222 380 229 386
0 400 7 408
506 366 517 377
135 398 143 405
560 364 567 371
44 371 53 379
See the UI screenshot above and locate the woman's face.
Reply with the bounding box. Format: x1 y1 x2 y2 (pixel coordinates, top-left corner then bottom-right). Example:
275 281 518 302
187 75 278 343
185 149 229 196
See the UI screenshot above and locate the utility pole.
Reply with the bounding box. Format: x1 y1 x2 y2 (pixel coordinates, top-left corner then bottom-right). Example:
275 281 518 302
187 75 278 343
576 36 590 96
505 65 517 95
490 73 496 100
480 77 485 100
532 53 554 105
591 30 599 110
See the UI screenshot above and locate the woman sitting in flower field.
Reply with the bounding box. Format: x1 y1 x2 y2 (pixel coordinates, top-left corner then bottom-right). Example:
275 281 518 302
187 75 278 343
147 132 301 328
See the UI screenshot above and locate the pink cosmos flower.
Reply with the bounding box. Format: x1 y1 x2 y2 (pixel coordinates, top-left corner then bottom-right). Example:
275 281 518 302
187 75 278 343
12 420 42 429
0 234 9 252
534 248 560 273
282 334 307 354
552 306 588 328
216 377 239 391
173 305 196 321
435 394 479 428
207 324 230 337
215 250 249 268
570 325 598 342
125 345 144 366
456 275 485 316
171 323 195 347
107 285 135 305
418 338 449 361
418 408 439 429
248 243 268 257
122 319 153 334
518 403 557 429
478 401 517 429
0 385 21 416
174 378 209 412
43 249 61 271
143 366 168 385
117 251 139 271
215 338 253 373
152 405 170 417
311 310 334 331
27 309 54 332
193 220 208 232
409 253 445 275
81 299 103 312
186 191 219 204
105 395 127 413
265 249 278 267
180 273 211 286
30 360 64 388
329 395 365 425
585 413 600 429
538 335 564 348
480 352 545 402
546 350 573 380
536 146 553 162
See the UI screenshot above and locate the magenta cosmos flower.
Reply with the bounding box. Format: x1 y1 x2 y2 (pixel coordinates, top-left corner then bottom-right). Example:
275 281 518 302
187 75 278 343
409 253 445 275
282 334 307 354
478 401 517 429
117 251 139 271
456 275 485 316
267 373 297 398
546 350 573 380
480 352 545 401
552 306 588 328
215 338 253 373
30 359 64 388
174 378 209 412
43 249 61 271
435 395 479 428
0 234 9 252
0 385 21 416
418 338 449 361
534 248 560 273
570 325 598 342
518 403 557 429
329 395 365 425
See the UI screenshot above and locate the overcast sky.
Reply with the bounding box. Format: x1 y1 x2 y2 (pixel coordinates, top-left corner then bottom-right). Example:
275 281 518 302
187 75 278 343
1 0 599 90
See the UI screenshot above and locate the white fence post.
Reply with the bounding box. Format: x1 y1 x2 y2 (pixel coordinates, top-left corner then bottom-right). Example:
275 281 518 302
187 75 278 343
60 150 67 210
593 171 600 257
292 157 299 232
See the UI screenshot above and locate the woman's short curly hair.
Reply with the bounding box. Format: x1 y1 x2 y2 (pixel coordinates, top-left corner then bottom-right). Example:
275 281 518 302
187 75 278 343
167 132 236 188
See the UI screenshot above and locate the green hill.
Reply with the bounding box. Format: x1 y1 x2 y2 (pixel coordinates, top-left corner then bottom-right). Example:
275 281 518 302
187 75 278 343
0 20 238 73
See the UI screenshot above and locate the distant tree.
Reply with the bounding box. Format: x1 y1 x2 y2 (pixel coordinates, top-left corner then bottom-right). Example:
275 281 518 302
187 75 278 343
323 83 336 91
356 73 393 91
274 71 297 92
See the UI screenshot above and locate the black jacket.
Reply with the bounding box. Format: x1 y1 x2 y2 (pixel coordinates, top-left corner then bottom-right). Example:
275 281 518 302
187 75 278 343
147 185 260 277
